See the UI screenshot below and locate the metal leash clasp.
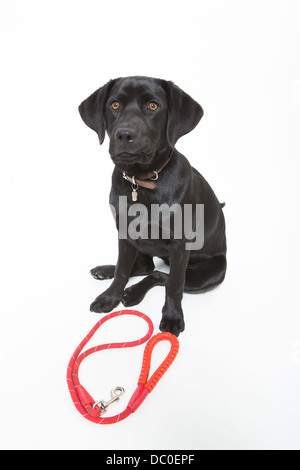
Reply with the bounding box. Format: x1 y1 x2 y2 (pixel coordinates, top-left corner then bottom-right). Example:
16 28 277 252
93 386 125 416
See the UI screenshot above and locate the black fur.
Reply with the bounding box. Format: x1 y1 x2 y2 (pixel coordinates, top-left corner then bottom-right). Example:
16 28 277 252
79 76 227 336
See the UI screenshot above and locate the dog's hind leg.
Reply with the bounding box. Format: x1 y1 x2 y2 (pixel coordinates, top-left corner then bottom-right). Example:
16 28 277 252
121 255 226 305
122 271 168 307
184 254 227 293
90 264 115 280
91 252 155 280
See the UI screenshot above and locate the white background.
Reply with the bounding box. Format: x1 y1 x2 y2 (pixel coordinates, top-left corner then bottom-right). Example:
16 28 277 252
0 0 299 450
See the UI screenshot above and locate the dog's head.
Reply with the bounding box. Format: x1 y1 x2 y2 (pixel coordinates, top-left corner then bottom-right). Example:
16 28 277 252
79 76 203 173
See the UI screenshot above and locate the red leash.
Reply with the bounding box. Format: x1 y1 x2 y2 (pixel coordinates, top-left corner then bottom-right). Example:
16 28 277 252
67 310 179 424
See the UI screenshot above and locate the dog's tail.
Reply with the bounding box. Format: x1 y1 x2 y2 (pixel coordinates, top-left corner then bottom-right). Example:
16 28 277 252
220 202 226 209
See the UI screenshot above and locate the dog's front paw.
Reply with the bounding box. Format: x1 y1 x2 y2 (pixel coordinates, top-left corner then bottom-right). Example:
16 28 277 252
159 309 185 337
90 290 121 313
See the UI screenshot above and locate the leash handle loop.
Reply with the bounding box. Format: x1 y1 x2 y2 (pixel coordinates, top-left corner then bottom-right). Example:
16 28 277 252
127 332 179 413
138 332 180 392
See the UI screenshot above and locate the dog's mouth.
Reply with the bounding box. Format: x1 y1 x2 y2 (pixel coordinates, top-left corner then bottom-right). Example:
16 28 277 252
111 151 152 167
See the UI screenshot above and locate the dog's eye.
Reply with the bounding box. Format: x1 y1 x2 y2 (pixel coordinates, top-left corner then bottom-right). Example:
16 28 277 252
148 102 158 111
111 101 120 110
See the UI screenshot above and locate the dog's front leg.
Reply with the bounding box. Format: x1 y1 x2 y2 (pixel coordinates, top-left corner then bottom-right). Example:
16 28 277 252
90 239 138 313
160 247 190 336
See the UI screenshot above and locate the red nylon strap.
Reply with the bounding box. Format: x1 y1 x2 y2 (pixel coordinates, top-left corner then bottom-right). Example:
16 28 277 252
127 331 180 413
67 310 179 425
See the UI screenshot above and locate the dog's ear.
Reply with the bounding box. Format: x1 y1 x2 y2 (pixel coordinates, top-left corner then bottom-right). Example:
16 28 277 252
78 80 116 144
162 81 204 147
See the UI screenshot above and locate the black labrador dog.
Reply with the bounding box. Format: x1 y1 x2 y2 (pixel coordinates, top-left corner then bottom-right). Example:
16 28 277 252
79 76 226 336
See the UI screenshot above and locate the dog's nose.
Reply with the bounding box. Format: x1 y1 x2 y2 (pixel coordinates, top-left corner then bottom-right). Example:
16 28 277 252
116 129 135 143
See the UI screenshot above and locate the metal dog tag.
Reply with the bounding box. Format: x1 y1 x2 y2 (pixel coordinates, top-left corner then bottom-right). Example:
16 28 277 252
132 188 138 202
131 178 138 202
